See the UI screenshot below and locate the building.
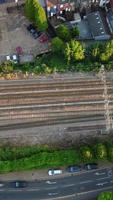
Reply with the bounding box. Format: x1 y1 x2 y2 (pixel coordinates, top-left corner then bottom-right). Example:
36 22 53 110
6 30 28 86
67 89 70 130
106 9 113 34
46 0 75 17
87 11 110 39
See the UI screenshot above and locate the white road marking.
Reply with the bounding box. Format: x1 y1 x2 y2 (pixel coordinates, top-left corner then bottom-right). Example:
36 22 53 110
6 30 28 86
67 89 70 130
48 192 58 196
79 180 93 184
96 176 110 181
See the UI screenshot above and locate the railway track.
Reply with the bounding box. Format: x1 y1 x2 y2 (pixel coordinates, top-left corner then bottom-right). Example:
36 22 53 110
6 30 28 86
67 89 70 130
0 76 112 134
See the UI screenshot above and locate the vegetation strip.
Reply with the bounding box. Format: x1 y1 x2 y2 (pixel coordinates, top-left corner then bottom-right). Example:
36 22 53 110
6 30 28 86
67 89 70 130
0 140 113 173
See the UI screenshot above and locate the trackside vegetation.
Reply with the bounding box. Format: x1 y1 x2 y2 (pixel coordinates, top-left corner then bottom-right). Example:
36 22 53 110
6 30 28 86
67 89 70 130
0 140 113 173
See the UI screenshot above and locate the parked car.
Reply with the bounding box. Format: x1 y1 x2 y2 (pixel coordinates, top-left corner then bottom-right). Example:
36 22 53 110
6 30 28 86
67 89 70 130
48 169 62 176
27 24 41 39
6 54 19 64
11 181 27 188
84 163 98 170
39 33 48 43
67 165 81 173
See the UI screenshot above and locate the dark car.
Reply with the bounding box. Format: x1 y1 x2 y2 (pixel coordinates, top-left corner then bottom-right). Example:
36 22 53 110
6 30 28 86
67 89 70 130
84 163 98 170
67 165 81 173
27 24 41 39
11 181 27 188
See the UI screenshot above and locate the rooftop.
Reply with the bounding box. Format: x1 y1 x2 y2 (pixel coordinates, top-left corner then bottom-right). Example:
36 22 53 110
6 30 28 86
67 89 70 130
87 11 107 38
107 9 113 33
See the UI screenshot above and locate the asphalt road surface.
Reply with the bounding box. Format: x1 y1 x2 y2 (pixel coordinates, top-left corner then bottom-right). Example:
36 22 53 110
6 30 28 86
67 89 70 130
0 167 113 200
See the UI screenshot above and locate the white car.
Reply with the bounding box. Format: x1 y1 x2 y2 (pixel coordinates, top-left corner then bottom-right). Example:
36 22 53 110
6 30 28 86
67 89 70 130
48 169 62 176
6 54 18 64
0 182 4 187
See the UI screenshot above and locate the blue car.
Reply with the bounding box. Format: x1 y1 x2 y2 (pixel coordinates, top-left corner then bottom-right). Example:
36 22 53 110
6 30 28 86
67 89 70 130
67 165 81 173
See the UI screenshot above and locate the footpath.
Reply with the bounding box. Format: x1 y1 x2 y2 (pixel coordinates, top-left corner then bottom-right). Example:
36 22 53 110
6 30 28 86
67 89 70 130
0 161 112 181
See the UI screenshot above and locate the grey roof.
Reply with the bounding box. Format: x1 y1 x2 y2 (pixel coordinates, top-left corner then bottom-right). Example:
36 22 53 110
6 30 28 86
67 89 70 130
39 0 46 7
107 9 113 33
87 11 107 38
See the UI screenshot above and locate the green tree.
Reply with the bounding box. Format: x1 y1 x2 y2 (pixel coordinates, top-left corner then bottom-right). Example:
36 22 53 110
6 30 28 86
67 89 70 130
56 24 71 41
70 40 84 61
25 0 48 31
80 146 93 162
97 192 113 200
71 27 80 38
94 143 107 160
64 42 71 64
24 0 35 21
100 40 113 62
33 0 48 31
64 40 84 63
87 42 101 61
51 37 64 55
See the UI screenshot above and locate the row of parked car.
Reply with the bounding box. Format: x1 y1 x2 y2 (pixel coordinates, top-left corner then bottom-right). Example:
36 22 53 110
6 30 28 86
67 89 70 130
48 163 98 176
26 24 49 43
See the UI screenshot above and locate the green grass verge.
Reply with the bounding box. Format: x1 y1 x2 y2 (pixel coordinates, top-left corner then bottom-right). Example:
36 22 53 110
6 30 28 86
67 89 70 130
0 148 80 173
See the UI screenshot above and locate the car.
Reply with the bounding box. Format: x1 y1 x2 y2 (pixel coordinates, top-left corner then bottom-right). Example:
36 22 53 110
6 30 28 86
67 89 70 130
11 181 27 188
27 24 41 39
67 165 81 173
39 33 48 43
84 163 98 170
6 54 19 64
48 169 62 176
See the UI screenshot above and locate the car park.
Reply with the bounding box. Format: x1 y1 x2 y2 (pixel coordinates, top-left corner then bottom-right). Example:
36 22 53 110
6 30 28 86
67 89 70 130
6 54 19 64
84 163 98 170
27 24 41 39
11 181 27 188
48 169 62 176
67 165 81 173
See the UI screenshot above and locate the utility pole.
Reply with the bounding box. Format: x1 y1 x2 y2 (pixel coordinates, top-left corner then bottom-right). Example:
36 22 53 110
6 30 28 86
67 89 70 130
98 65 112 133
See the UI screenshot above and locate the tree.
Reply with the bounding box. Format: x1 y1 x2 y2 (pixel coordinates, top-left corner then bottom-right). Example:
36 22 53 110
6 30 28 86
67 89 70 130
33 0 48 31
70 40 84 61
24 0 35 21
25 0 48 31
80 146 93 162
51 37 64 55
100 40 113 62
64 40 85 63
87 42 101 61
64 42 71 64
56 24 71 41
71 27 80 38
94 143 107 160
98 192 113 200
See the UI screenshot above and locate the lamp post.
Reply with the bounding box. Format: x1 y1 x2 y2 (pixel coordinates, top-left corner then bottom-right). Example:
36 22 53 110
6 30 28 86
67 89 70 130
15 0 19 9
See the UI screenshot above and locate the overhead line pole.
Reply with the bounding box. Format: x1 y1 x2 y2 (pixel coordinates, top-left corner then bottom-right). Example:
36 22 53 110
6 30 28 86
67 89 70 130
98 65 112 133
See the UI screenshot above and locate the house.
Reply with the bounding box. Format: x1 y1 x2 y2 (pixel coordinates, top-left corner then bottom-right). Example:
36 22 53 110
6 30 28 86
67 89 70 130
87 11 110 39
46 0 75 17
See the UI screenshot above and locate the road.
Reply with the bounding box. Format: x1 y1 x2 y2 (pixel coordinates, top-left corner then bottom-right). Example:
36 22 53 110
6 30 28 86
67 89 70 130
0 167 113 200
